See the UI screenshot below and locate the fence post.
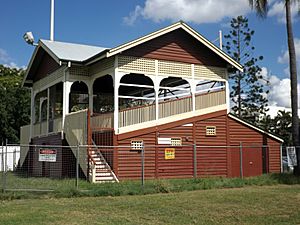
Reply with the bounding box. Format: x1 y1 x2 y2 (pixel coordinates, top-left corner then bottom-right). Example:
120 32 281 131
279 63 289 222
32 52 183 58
1 141 4 193
141 144 145 187
76 144 79 190
193 144 197 178
280 144 283 173
13 147 16 171
3 139 8 192
240 142 243 178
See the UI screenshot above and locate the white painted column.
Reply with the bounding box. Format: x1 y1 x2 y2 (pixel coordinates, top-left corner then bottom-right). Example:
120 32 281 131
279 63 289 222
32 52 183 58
30 88 35 139
191 64 196 112
62 81 72 129
187 78 196 112
88 80 93 115
113 72 122 134
154 82 159 121
46 88 50 134
225 80 230 114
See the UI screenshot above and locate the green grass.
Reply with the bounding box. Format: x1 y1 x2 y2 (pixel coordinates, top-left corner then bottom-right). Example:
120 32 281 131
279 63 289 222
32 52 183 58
0 185 299 225
1 172 300 200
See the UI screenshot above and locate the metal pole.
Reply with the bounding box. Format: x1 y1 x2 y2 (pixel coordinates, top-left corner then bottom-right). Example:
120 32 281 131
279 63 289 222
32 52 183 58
50 0 54 41
219 30 223 50
3 139 8 192
240 142 243 178
193 144 197 178
1 141 4 193
280 144 283 173
141 144 145 187
76 144 79 189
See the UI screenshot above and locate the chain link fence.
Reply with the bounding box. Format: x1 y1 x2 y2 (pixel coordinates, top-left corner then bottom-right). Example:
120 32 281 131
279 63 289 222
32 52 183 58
0 142 296 192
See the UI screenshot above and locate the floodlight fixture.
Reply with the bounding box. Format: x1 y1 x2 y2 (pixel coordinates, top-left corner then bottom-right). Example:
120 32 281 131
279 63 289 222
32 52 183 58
23 31 37 46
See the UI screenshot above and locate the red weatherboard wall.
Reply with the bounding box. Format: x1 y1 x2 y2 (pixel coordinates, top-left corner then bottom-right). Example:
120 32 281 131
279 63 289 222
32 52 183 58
122 29 227 67
115 111 282 180
33 49 60 82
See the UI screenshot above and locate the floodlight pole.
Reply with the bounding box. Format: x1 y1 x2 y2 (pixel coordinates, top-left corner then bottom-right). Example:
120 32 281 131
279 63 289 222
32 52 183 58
50 0 54 41
219 30 222 50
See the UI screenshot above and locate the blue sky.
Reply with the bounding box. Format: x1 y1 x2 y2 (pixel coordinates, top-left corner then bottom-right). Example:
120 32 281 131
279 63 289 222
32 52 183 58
0 0 299 110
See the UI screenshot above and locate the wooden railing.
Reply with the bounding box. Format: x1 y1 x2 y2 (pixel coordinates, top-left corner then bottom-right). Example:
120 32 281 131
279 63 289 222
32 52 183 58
117 89 226 128
91 112 114 129
119 104 156 127
64 109 88 177
159 95 192 119
33 121 48 137
195 89 226 110
19 124 31 167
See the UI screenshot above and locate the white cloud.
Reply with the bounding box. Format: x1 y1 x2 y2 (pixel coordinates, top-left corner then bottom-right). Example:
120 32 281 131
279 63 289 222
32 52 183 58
261 67 300 109
278 38 300 64
124 0 250 25
0 48 21 69
123 5 143 26
269 0 299 23
0 48 11 63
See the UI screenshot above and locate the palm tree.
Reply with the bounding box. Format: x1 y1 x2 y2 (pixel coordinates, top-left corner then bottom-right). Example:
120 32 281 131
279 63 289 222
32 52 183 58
248 0 300 174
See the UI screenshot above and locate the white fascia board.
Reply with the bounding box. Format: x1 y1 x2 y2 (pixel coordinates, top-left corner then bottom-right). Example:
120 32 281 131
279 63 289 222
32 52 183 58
22 45 40 87
107 22 182 57
180 23 243 72
39 41 61 64
228 114 284 143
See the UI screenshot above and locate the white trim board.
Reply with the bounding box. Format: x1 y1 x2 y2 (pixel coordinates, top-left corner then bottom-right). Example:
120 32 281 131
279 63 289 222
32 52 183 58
228 114 284 143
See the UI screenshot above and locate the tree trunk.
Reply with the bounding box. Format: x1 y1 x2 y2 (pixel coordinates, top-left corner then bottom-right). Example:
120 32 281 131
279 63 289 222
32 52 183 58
286 0 300 175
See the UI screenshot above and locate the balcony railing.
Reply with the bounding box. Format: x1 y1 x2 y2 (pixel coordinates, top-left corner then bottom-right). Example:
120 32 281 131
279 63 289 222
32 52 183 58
118 89 226 128
91 112 114 129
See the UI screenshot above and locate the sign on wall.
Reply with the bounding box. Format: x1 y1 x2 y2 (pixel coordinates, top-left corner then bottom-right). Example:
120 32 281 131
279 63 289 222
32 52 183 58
286 147 297 166
165 148 175 160
39 149 57 162
158 138 171 145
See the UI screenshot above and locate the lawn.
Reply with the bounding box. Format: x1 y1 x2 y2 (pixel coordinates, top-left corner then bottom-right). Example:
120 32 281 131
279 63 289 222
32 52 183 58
0 185 299 225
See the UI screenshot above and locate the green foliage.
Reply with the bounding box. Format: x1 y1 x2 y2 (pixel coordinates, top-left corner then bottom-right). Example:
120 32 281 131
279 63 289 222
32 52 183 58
0 65 30 143
224 16 269 124
260 110 293 145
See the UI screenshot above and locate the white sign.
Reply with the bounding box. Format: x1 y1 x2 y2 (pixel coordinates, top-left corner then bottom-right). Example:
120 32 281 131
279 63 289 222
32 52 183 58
287 147 297 167
39 149 57 162
158 137 171 145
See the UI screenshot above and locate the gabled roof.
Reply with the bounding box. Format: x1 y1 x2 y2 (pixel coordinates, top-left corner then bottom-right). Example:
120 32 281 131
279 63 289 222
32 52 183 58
40 39 108 63
24 21 243 86
87 21 243 71
228 114 284 143
23 40 108 86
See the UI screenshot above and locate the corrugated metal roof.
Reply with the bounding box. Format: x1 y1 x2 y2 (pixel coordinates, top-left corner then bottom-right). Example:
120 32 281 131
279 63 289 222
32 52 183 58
40 39 109 62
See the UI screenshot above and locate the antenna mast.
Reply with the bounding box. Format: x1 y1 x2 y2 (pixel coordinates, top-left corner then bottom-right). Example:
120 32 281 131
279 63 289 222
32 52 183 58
50 0 54 41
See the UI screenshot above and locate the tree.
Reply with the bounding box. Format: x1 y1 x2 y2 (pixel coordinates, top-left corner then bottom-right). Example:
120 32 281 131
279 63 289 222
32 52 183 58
248 0 300 174
261 110 293 145
0 65 30 143
224 16 269 124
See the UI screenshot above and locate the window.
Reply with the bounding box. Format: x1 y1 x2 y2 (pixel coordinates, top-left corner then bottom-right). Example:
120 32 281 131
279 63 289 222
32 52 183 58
131 140 144 150
171 137 182 146
206 126 216 136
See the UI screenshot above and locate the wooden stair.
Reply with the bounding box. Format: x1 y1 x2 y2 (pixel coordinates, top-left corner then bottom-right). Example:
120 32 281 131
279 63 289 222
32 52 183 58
89 149 119 183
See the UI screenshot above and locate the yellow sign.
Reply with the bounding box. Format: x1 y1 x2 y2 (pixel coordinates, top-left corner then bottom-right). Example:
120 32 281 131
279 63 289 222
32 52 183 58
165 148 175 160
